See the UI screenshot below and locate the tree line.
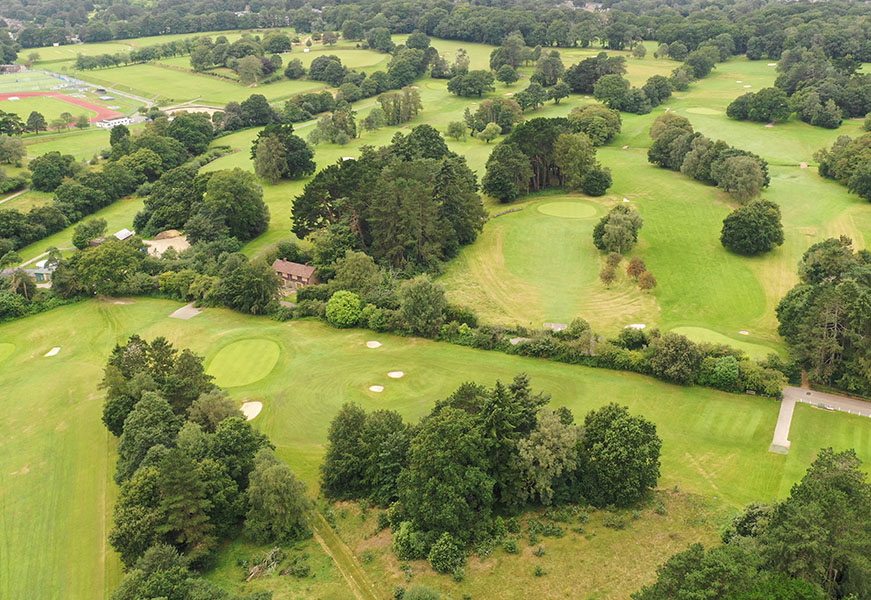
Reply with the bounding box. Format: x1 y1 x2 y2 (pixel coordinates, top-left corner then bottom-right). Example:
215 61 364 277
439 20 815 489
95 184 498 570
634 448 871 600
101 335 307 600
321 375 662 576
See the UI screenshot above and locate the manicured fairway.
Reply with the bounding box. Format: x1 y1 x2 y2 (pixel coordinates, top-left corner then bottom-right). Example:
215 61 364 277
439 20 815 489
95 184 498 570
670 326 782 359
2 298 869 599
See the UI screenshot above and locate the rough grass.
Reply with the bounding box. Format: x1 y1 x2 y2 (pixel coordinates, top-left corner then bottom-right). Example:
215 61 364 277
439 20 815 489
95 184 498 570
2 298 869 599
328 492 723 600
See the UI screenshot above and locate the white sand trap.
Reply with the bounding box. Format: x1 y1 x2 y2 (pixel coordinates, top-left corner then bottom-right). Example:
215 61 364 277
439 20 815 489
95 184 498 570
738 330 750 335
744 85 752 88
768 63 777 66
388 371 404 379
169 302 201 320
627 323 646 329
241 401 263 420
622 145 629 149
366 341 382 348
623 197 630 202
736 80 742 83
800 162 808 169
765 123 774 128
369 385 384 393
44 347 61 357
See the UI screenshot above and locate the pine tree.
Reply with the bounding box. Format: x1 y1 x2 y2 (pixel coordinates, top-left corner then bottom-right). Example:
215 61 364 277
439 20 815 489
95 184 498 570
157 449 216 566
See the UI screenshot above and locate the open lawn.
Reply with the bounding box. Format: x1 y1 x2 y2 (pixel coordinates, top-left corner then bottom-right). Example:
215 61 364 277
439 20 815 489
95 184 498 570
0 189 53 212
0 95 96 124
24 126 113 158
0 70 67 93
2 298 870 599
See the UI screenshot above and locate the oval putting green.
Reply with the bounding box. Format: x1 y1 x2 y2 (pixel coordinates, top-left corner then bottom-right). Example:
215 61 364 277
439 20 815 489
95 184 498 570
669 326 778 360
0 342 13 363
537 201 597 219
206 339 281 387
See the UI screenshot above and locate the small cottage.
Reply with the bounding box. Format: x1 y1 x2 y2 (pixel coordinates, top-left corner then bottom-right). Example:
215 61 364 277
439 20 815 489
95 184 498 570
272 259 319 290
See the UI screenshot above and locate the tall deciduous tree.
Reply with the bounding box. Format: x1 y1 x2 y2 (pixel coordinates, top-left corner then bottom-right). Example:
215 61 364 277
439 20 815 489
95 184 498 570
245 449 310 544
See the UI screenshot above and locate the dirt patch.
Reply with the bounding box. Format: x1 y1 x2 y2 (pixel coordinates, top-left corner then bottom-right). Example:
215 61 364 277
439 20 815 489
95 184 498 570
145 235 190 256
800 162 808 169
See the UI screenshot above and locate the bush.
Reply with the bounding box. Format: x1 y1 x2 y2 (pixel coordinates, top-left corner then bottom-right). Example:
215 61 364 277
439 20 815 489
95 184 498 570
427 532 465 574
603 513 626 529
582 166 612 196
393 521 428 560
533 564 546 577
503 538 519 554
404 585 441 600
282 553 311 578
325 290 363 328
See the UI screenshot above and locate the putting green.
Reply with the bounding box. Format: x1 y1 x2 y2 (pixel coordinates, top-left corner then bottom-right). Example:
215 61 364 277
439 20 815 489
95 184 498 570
0 342 13 362
537 201 597 219
685 107 721 115
206 339 281 387
670 326 778 359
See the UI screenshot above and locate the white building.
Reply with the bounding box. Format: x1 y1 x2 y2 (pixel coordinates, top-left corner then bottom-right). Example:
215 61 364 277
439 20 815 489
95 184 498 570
95 116 133 129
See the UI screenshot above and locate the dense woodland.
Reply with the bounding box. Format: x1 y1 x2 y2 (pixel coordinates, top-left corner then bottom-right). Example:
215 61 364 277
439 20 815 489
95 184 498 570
102 336 310 600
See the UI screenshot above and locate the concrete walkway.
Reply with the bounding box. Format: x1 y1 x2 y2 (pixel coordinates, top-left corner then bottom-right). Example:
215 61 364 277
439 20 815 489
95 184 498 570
770 386 871 454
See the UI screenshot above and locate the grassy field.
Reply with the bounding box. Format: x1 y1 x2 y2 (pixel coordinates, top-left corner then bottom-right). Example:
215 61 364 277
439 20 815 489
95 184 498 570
0 71 68 93
0 189 53 212
2 298 870 599
0 96 96 123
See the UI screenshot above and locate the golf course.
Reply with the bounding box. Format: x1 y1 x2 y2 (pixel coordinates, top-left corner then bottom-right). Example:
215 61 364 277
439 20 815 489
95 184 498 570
3 12 871 600
2 298 870 599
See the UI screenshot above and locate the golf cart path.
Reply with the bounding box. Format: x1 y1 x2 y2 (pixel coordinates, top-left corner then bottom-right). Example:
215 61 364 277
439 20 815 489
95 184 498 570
770 386 871 453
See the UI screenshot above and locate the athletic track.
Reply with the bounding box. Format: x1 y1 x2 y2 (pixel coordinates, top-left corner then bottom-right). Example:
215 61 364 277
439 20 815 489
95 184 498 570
0 91 123 123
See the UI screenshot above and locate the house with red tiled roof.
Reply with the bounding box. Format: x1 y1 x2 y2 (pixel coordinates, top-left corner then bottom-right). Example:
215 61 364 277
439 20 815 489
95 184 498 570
272 259 319 289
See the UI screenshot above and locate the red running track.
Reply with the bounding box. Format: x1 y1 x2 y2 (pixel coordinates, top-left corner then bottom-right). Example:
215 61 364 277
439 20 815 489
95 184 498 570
0 91 123 123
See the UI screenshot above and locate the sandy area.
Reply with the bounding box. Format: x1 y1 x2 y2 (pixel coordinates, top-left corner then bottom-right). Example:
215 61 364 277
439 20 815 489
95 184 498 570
388 371 404 379
44 347 61 357
145 235 190 256
369 385 384 392
169 303 201 320
241 401 263 420
366 341 382 348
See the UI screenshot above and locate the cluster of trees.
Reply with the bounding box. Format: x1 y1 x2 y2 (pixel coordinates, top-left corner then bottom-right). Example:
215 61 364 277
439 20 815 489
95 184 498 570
777 237 871 395
189 32 292 81
634 448 871 600
251 123 315 184
593 205 644 255
815 132 871 200
482 117 612 203
648 114 770 202
726 87 791 123
292 125 486 272
322 375 662 574
770 47 871 128
212 93 281 133
593 73 672 115
721 200 784 256
102 336 307 599
1 113 215 253
74 36 199 70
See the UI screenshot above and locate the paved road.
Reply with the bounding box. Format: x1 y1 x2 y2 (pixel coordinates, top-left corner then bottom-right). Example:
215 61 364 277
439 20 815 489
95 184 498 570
770 386 871 453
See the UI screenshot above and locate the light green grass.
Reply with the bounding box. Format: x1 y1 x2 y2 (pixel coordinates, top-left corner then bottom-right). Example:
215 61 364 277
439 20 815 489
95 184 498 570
0 96 96 124
670 326 781 359
0 189 53 212
1 298 869 599
24 126 112 158
0 71 66 93
68 63 327 105
205 338 281 387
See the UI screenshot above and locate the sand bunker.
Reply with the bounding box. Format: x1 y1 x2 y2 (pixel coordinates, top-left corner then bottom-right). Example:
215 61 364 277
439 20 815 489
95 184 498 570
388 371 405 379
768 63 777 66
627 324 646 329
800 162 808 169
736 80 743 83
241 401 263 420
44 347 61 357
366 341 382 348
169 303 201 320
744 85 752 88
369 385 384 393
739 330 750 335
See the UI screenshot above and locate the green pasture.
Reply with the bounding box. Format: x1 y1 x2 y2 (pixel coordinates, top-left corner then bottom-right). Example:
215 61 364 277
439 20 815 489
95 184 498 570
0 96 95 124
24 126 113 159
1 298 870 599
